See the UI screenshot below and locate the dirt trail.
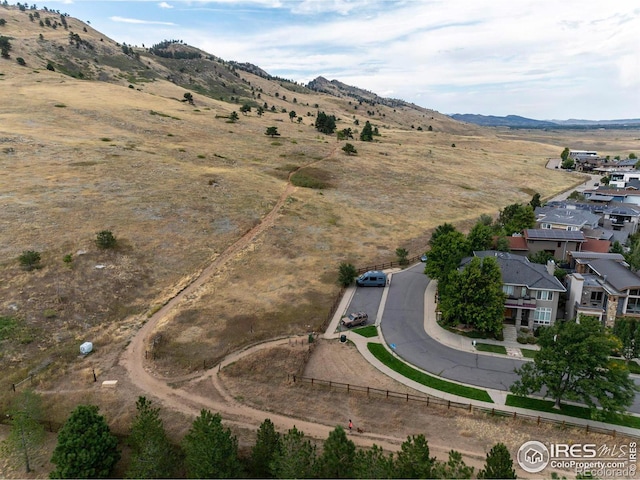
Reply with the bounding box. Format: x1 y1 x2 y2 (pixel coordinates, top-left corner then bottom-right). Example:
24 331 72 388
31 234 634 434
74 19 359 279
117 145 413 450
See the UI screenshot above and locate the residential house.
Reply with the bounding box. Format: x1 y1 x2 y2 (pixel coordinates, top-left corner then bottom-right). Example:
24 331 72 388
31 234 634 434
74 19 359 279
534 206 600 231
462 251 566 330
522 229 585 262
566 253 640 326
583 186 640 206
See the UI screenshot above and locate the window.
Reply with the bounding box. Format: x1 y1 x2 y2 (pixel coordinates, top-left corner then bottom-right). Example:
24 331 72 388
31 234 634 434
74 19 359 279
627 297 640 314
503 285 514 296
629 289 640 296
567 226 579 231
590 291 603 303
536 290 553 301
533 307 552 325
541 223 552 229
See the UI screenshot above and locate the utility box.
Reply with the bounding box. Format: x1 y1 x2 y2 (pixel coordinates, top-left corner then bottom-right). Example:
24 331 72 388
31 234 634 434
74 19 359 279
80 342 93 355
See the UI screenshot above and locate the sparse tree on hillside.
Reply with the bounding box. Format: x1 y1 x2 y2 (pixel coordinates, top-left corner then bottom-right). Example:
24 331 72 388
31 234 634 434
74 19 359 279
288 110 296 122
395 247 409 265
0 18 6 26
529 192 542 209
560 147 570 162
360 121 373 141
240 103 251 115
0 35 11 58
1 390 45 474
265 126 280 138
19 250 41 270
183 92 194 105
229 111 239 122
256 106 264 116
338 262 357 287
96 230 117 249
315 111 336 135
342 143 357 155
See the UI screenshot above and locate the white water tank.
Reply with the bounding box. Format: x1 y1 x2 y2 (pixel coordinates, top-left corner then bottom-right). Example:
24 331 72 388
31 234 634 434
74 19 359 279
80 342 93 355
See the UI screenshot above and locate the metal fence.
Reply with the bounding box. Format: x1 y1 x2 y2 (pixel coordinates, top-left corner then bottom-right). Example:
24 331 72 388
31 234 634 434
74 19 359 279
291 375 639 440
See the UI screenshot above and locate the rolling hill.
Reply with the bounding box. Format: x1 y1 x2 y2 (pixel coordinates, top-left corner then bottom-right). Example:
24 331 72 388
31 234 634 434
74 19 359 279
0 3 628 409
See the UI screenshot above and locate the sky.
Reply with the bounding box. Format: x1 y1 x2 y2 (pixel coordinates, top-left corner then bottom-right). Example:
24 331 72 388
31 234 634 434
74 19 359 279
40 0 640 120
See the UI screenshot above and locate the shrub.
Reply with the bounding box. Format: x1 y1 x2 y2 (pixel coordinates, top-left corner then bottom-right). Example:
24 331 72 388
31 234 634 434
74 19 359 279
494 331 504 341
46 62 55 71
16 57 25 66
516 335 528 344
338 263 357 287
527 336 537 344
19 250 41 270
95 230 117 249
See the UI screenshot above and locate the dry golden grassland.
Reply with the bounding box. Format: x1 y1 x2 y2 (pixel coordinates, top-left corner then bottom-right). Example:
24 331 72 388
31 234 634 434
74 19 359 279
2 3 640 408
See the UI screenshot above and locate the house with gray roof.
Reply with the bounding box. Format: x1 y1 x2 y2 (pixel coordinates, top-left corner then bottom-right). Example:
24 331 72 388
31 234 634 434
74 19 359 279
461 251 566 330
535 207 600 231
566 255 640 326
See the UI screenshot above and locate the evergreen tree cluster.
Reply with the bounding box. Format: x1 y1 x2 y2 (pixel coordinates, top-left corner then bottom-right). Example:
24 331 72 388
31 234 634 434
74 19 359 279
149 39 202 59
25 394 516 478
315 111 337 135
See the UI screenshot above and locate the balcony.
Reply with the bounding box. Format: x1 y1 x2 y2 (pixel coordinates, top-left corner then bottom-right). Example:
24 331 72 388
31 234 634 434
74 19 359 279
504 297 536 310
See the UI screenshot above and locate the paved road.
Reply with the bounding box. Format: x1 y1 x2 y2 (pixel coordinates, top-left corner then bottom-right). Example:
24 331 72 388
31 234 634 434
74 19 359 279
367 263 640 413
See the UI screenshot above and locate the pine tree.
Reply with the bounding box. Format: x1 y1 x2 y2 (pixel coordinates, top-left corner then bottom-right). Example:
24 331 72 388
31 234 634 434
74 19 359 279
248 419 281 478
182 410 243 478
0 390 45 474
316 426 356 478
270 426 316 479
50 405 120 479
360 121 373 141
126 397 177 478
394 434 434 479
353 444 394 479
477 443 516 479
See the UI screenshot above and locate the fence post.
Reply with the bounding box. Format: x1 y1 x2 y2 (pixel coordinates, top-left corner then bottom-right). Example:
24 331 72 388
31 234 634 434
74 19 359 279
293 375 296 382
513 411 517 420
427 397 429 407
562 420 565 429
491 408 494 416
447 400 451 409
367 386 369 396
406 393 409 402
329 380 331 388
11 383 15 392
311 378 314 385
386 390 389 398
468 403 472 412
537 416 540 426
613 430 616 438
586 424 589 434
347 384 350 393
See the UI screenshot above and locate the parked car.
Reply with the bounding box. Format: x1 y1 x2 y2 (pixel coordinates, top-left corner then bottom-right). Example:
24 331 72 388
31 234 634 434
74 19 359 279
341 311 368 328
420 253 428 262
356 270 387 287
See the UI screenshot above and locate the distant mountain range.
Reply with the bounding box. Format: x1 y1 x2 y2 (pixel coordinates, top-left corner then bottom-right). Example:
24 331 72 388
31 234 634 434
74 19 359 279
449 114 640 129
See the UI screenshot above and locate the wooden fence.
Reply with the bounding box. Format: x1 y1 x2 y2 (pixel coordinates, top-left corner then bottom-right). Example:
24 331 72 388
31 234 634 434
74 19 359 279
291 375 639 440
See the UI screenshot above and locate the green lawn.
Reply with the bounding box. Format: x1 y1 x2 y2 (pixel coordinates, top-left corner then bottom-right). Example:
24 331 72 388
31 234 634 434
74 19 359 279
520 348 538 359
367 343 493 403
475 343 507 354
505 394 640 429
353 325 378 338
609 358 640 375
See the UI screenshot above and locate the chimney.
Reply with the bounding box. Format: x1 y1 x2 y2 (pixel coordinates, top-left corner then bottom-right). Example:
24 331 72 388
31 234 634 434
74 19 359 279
546 259 556 276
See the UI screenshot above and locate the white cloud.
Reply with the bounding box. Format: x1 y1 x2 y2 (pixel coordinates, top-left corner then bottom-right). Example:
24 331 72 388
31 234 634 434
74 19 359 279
109 16 176 26
158 2 173 8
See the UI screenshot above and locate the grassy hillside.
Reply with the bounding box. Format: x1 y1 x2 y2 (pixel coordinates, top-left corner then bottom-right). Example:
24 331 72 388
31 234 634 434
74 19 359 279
2 4 638 398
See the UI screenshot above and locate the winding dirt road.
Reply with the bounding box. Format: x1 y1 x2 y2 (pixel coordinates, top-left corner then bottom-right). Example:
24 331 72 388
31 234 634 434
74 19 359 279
117 147 419 451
